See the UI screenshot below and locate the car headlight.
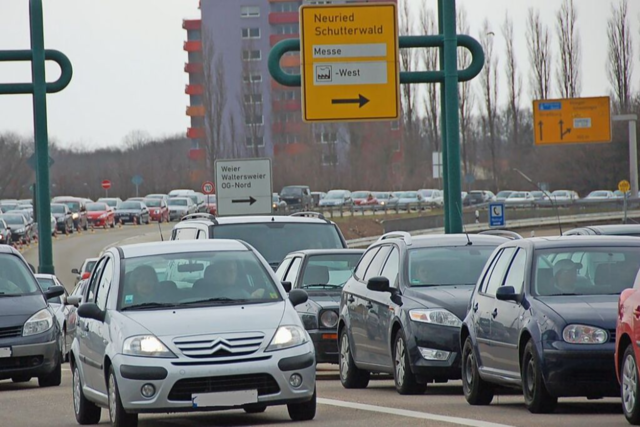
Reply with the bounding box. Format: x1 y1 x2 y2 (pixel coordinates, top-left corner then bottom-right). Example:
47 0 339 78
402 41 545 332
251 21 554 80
409 309 462 327
320 310 339 328
272 203 277 209
72 213 78 219
562 325 608 344
266 325 309 352
123 335 176 358
23 309 53 336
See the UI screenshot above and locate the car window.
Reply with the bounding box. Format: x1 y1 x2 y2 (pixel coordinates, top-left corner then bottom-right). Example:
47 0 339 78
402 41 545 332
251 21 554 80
483 247 516 296
301 253 362 289
275 257 293 281
196 230 207 240
284 257 302 284
380 247 400 287
364 246 392 281
0 255 40 296
409 246 499 287
95 258 114 311
175 228 198 240
503 249 527 294
36 277 62 304
354 247 380 281
86 258 107 302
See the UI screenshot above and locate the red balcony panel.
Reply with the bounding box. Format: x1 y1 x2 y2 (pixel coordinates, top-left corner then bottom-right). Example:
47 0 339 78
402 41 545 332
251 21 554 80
185 84 203 95
188 148 206 161
270 34 298 46
272 100 301 112
269 12 299 25
183 19 202 30
184 63 204 73
274 142 308 156
183 41 202 52
187 128 205 139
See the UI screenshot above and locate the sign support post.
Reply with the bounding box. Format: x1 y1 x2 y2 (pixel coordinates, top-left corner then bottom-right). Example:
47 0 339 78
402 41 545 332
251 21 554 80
613 114 639 198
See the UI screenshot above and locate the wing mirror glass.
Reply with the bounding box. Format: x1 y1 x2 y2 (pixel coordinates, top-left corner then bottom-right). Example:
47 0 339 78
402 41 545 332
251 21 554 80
367 277 392 293
289 289 308 307
496 285 520 302
77 303 105 322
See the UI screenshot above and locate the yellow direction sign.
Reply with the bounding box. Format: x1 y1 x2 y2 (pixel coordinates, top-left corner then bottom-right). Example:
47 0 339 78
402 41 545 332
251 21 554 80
619 180 631 193
299 3 399 122
532 96 611 145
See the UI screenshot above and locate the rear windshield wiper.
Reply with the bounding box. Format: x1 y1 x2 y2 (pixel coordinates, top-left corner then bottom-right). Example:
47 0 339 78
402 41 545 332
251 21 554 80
121 302 176 311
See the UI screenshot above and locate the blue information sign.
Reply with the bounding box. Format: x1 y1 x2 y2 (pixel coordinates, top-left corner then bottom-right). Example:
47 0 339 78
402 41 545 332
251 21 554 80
489 203 505 227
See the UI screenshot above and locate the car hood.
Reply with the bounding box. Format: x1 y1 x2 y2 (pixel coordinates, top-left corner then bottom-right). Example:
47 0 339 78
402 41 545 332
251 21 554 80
52 213 66 219
403 286 473 321
320 200 343 206
303 290 341 309
122 301 286 338
116 209 142 214
168 206 188 211
536 295 618 328
0 294 46 327
86 211 108 217
398 198 418 203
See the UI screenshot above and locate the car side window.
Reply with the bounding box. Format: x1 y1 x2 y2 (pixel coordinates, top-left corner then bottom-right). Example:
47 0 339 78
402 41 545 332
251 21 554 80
275 258 293 281
95 258 114 311
175 228 197 240
380 247 400 287
284 257 302 283
196 230 207 240
484 247 516 296
354 247 380 281
86 258 107 303
364 246 392 282
503 249 527 294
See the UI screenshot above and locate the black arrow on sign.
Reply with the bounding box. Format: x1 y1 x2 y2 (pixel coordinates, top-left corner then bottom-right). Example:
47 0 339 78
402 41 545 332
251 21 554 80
559 120 572 140
538 121 544 141
331 94 369 108
232 196 256 205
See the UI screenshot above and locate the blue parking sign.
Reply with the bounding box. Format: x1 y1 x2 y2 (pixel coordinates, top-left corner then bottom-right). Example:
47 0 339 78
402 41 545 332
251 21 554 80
489 203 505 227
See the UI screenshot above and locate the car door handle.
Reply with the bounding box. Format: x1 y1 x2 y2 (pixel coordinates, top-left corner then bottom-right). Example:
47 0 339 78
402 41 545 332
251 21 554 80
366 302 374 309
491 308 498 319
473 302 479 313
347 295 355 303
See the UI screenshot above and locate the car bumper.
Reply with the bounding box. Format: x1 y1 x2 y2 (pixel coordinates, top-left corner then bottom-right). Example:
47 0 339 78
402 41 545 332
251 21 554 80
309 330 338 364
169 212 186 220
116 215 139 223
0 332 59 380
408 324 461 381
542 343 618 397
149 212 164 221
110 342 316 413
88 218 108 227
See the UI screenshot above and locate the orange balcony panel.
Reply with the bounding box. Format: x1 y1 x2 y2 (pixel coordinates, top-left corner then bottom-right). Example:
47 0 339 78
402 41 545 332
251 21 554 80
274 142 308 156
269 12 299 25
184 63 204 73
188 148 206 161
273 122 305 134
273 100 301 112
182 19 202 30
186 106 205 117
270 34 298 46
183 41 202 52
187 128 205 139
281 55 300 68
185 84 203 95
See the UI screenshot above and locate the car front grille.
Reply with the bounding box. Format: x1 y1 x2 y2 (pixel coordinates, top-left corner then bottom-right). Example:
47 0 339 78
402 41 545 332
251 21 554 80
0 326 23 339
174 332 264 359
0 356 43 371
168 373 280 401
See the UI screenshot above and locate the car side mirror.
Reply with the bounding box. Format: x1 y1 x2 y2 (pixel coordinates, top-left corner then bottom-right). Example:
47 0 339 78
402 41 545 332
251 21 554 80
44 285 65 300
367 277 391 293
71 268 80 275
496 285 520 302
281 281 292 293
66 295 81 308
77 303 105 322
289 289 308 307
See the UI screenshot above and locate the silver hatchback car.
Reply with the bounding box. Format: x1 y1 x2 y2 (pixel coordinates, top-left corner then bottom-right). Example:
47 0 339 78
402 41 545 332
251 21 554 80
68 239 316 427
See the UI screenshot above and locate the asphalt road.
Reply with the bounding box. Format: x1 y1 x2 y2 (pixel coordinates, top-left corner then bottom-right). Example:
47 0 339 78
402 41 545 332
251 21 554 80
6 223 626 427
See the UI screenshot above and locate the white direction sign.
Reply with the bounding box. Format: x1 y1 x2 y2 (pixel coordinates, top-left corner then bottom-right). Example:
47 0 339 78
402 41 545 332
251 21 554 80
214 158 272 217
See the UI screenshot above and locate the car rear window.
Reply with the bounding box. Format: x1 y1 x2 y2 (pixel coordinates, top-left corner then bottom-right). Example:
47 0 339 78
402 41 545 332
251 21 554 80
0 255 40 296
408 246 497 287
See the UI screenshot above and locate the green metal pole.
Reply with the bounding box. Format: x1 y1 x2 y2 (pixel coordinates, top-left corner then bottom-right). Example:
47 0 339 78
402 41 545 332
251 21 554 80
442 0 463 233
30 0 54 274
438 0 450 233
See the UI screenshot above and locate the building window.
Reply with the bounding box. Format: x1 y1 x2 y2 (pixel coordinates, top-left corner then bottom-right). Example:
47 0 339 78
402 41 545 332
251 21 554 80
272 2 300 13
281 134 299 144
243 73 262 83
242 50 261 61
244 94 263 104
274 24 299 35
187 29 202 41
246 136 265 147
241 6 260 18
315 131 338 144
241 28 261 39
391 120 400 130
245 114 263 125
322 153 338 166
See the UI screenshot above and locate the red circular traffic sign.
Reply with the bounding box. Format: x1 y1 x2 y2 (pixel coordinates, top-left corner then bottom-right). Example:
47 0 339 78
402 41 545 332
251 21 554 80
101 180 111 190
202 181 215 195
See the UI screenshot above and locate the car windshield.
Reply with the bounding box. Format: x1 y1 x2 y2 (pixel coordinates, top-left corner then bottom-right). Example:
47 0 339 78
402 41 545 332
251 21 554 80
119 251 281 309
0 203 17 211
213 223 344 265
589 191 609 197
146 195 164 199
533 247 640 296
301 254 362 289
1 215 24 225
352 192 369 199
496 191 512 198
144 199 161 207
272 195 279 202
281 187 303 197
0 255 40 296
83 260 97 273
169 199 188 206
400 192 417 198
51 204 66 214
36 277 62 304
188 195 199 204
100 199 118 207
326 191 345 199
509 192 526 198
86 203 108 212
373 193 389 199
552 191 569 197
63 201 80 211
119 202 141 210
421 190 434 197
408 246 497 287
531 191 544 197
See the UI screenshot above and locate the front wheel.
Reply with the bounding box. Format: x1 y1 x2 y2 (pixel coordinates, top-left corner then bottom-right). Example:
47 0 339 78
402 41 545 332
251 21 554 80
393 331 426 395
73 361 101 425
108 366 138 427
622 345 640 424
522 340 557 413
287 388 316 421
461 336 494 405
339 329 370 389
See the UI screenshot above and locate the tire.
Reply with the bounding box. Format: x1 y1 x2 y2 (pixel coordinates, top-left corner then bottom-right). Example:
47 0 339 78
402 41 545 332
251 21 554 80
392 331 426 395
287 388 316 421
461 336 494 405
110 219 115 228
522 340 557 413
339 329 370 389
83 221 88 231
108 366 138 427
12 376 31 383
72 361 101 425
622 345 640 424
244 405 267 414
38 355 61 387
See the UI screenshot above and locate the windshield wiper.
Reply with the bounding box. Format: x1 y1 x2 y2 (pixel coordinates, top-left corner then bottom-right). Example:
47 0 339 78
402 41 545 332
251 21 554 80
301 284 342 289
543 293 580 296
121 302 176 311
0 293 23 297
178 297 251 306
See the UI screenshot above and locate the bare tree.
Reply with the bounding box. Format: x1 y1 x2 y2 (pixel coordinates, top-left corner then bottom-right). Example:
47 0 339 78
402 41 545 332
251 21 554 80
502 12 522 147
399 0 419 136
527 8 553 100
0 133 32 198
240 40 264 158
202 30 227 174
457 5 476 180
556 0 582 98
420 6 440 153
607 0 634 112
479 19 499 189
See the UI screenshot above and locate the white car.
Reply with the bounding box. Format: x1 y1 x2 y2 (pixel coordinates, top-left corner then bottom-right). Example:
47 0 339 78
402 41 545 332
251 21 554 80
418 189 444 207
505 191 535 207
549 190 579 203
585 190 616 200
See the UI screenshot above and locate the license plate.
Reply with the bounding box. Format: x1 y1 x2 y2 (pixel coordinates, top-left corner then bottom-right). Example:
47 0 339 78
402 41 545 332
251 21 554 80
192 389 257 408
0 347 12 358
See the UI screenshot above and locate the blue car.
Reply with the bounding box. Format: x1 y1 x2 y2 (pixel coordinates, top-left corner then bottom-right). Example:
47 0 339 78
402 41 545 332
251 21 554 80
460 236 640 413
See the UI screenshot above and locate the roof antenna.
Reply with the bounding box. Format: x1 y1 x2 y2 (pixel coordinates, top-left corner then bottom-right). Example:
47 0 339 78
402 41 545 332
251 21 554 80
456 201 472 246
158 218 164 242
513 168 563 236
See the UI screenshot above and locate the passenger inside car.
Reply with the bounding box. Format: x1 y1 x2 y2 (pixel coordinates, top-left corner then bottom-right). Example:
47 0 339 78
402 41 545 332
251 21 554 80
126 265 159 304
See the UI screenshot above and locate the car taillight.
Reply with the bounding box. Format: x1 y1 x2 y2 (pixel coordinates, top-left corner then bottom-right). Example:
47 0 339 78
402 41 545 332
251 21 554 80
81 272 90 280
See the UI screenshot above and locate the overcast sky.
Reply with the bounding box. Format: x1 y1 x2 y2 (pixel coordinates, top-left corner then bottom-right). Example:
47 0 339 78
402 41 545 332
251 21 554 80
0 0 638 148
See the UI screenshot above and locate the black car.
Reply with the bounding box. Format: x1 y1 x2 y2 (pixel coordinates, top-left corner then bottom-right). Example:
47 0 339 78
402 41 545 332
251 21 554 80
280 185 313 211
114 201 150 224
50 203 75 233
0 245 65 386
53 197 88 231
277 249 364 364
564 224 640 237
0 219 12 245
338 232 506 394
0 213 31 245
461 236 640 413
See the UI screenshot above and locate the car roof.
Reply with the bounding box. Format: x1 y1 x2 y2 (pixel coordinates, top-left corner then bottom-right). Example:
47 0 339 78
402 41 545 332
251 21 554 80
511 235 640 249
34 274 56 280
176 214 335 226
407 234 508 248
0 245 20 255
287 249 365 257
116 239 250 258
572 224 640 235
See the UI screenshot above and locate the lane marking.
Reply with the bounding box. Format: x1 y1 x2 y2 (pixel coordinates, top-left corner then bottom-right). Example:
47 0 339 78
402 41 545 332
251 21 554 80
318 398 515 427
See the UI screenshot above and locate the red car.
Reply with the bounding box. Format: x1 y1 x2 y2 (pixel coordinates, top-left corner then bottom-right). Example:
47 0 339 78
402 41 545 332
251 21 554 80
351 191 378 207
143 198 170 222
617 271 640 425
84 202 115 228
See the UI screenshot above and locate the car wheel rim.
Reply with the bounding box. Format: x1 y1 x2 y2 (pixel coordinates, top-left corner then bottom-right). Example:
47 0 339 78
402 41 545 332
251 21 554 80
108 373 117 422
73 366 81 415
525 357 535 396
395 337 405 386
623 354 638 415
464 350 474 387
340 334 349 381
